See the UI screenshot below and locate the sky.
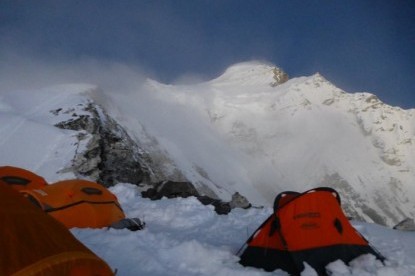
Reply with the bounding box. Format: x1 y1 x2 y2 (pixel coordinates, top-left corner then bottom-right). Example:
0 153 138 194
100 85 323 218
0 0 414 108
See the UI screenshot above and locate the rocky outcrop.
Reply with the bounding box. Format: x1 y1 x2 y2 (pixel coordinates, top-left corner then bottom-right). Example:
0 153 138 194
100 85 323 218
271 67 289 86
52 101 153 187
141 181 199 200
141 180 251 215
393 218 415 231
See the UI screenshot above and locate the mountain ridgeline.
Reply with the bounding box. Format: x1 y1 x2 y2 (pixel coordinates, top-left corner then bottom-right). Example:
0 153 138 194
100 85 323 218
2 62 414 226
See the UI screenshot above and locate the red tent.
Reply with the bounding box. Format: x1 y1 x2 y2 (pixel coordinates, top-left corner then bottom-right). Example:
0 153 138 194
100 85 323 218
238 187 384 275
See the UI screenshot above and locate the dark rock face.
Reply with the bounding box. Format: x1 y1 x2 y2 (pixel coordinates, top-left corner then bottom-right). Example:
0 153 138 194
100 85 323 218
142 181 199 200
393 218 415 231
141 180 250 215
197 195 232 215
270 67 289 86
52 101 153 187
96 128 147 185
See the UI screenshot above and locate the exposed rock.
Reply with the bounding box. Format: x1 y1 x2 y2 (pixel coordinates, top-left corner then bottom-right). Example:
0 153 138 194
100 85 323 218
271 67 289 86
53 101 153 187
197 195 231 215
393 218 415 231
109 218 146 231
141 180 250 215
142 181 199 200
55 114 98 133
229 192 251 209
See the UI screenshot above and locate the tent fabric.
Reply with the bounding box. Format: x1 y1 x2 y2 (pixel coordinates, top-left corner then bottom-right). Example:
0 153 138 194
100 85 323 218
0 166 47 191
238 187 384 275
0 184 114 276
22 179 125 229
273 190 300 211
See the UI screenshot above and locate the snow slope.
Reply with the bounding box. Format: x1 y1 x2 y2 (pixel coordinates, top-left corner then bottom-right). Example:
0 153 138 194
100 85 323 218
0 84 98 181
72 183 415 276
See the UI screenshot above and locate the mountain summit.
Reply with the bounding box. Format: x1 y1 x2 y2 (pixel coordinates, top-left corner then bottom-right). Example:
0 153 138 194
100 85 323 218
210 61 289 87
0 62 414 226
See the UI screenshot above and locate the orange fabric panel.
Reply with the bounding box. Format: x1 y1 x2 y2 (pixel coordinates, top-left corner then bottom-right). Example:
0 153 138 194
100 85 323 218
0 185 114 276
50 202 125 228
26 180 119 207
275 193 299 209
11 252 113 276
23 179 125 228
279 191 367 251
248 216 286 250
0 166 47 191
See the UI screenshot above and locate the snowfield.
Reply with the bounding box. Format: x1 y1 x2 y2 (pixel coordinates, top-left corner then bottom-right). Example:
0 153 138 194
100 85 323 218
71 183 415 276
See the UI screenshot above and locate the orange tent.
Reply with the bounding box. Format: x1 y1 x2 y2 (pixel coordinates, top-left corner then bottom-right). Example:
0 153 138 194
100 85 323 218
0 184 114 276
238 187 384 275
0 166 47 191
22 179 125 229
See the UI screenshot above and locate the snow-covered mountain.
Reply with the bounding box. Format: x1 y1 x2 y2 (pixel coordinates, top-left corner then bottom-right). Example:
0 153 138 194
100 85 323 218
1 61 414 227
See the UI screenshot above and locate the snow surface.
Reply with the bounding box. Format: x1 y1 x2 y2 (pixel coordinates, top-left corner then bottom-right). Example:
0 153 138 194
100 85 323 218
71 183 415 276
1 61 415 275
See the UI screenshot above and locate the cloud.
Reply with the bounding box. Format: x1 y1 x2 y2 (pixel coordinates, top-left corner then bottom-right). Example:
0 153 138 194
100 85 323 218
0 46 150 96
